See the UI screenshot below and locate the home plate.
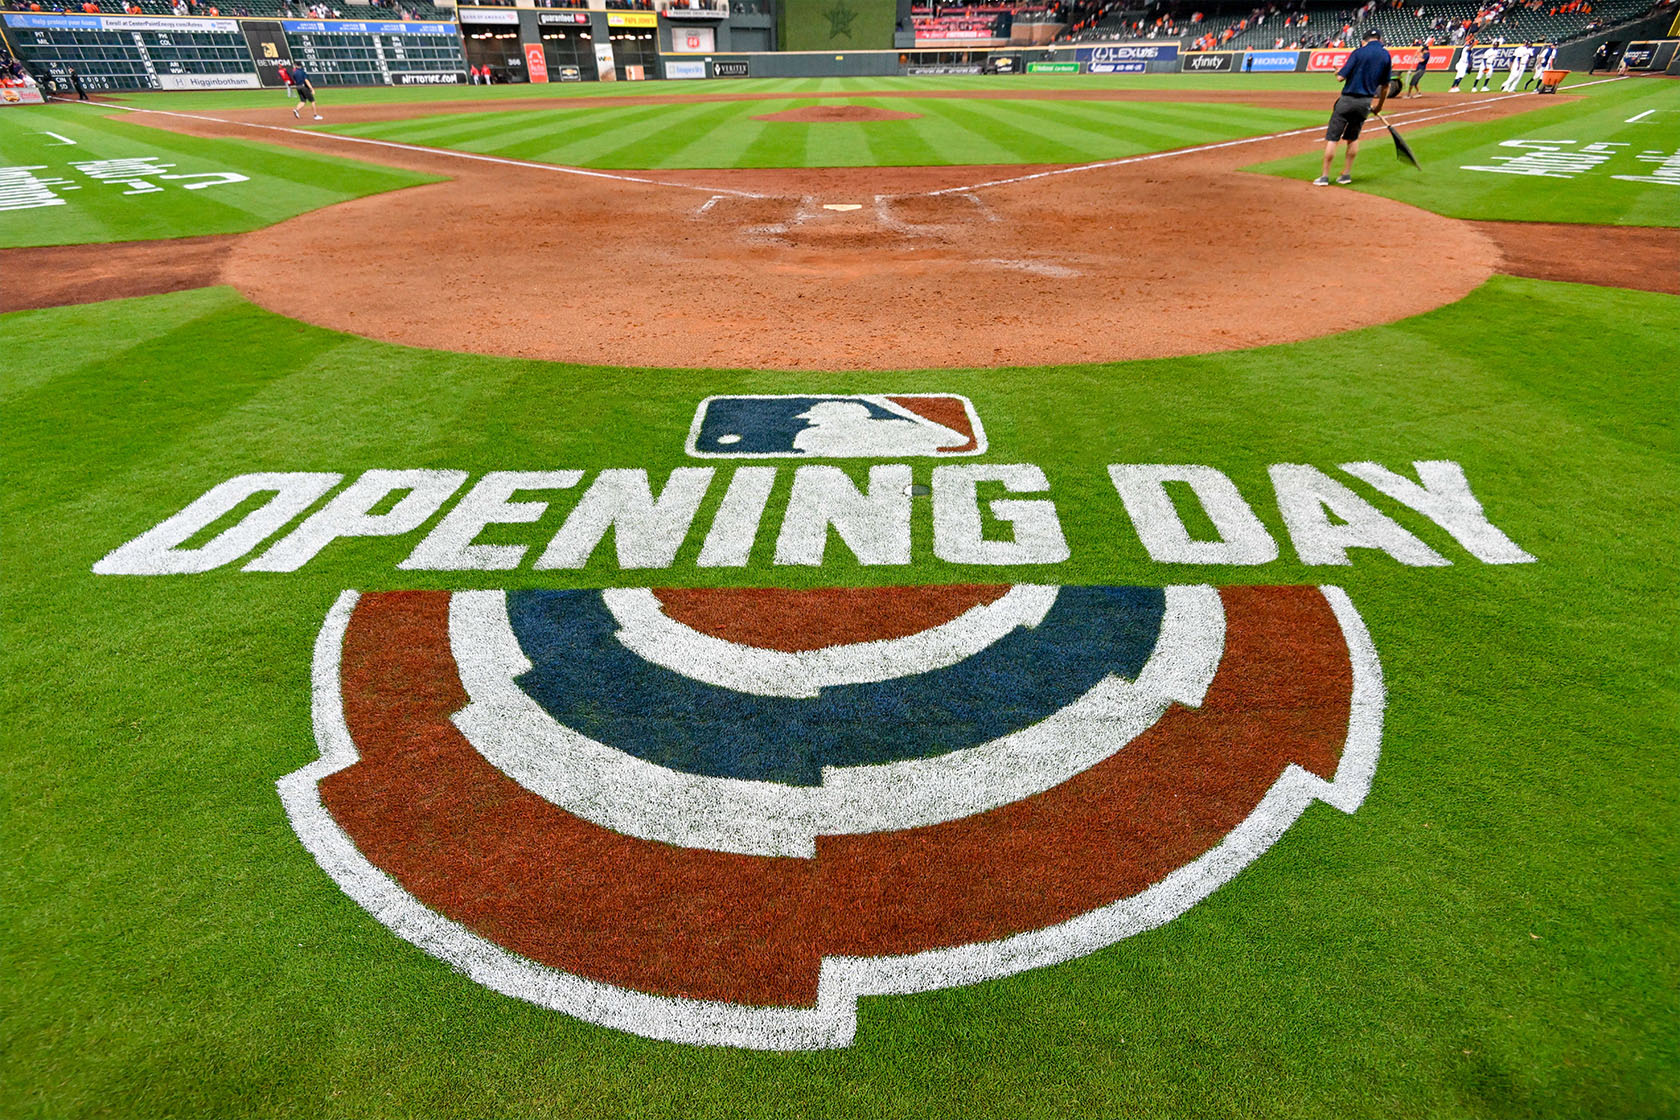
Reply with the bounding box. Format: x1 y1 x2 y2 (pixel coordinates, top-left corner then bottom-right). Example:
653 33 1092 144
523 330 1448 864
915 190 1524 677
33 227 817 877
822 204 864 212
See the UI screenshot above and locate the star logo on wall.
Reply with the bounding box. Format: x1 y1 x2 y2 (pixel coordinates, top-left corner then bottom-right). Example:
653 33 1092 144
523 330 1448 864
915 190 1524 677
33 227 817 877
824 0 856 39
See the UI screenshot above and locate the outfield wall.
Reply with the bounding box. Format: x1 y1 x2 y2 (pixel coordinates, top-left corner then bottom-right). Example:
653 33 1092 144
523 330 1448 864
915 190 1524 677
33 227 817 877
13 12 1648 89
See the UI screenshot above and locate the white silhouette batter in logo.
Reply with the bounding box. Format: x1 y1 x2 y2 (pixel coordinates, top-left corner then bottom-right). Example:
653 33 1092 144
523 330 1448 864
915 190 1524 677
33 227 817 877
791 401 968 457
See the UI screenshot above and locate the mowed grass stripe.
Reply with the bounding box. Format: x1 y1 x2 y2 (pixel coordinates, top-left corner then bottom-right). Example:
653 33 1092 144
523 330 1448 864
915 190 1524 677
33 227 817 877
911 98 1096 165
488 104 685 162
860 100 947 167
587 100 761 168
735 109 810 168
1011 99 1310 149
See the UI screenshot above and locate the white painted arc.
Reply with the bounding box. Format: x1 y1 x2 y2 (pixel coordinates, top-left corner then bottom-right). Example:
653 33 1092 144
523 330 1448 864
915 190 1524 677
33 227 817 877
282 584 1384 1051
449 585 1225 857
601 583 1060 698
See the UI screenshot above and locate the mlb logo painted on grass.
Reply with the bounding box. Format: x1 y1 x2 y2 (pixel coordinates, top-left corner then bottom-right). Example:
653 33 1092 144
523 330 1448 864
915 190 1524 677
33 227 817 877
686 394 986 458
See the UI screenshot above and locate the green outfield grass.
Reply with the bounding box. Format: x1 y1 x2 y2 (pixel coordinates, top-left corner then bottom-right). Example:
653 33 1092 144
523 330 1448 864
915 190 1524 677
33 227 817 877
320 93 1323 168
2 277 1676 1119
0 105 436 248
1251 76 1680 226
3 70 1677 1120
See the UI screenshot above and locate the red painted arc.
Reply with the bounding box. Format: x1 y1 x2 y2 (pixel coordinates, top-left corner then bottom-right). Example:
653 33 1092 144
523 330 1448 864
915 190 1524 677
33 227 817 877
650 584 1011 652
320 586 1350 1010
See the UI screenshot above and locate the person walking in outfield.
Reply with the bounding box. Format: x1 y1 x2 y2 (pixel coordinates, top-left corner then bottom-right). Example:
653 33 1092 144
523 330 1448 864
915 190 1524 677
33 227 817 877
1316 27 1391 185
1501 41 1533 90
1473 43 1499 90
1406 40 1431 96
289 63 322 121
1523 41 1556 89
1450 42 1471 90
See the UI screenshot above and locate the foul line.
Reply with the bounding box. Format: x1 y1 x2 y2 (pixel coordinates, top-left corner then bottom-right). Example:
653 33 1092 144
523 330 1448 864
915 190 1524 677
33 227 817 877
915 77 1630 196
52 96 769 199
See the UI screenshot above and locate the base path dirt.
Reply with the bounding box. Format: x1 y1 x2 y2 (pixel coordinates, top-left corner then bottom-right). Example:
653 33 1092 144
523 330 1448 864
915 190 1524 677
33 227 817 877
4 91 1671 367
0 234 235 313
1469 219 1680 295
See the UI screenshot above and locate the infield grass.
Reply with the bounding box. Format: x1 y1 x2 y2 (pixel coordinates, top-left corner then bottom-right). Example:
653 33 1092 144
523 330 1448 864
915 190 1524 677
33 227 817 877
0 104 436 248
2 277 1676 1119
1251 76 1680 226
321 94 1323 168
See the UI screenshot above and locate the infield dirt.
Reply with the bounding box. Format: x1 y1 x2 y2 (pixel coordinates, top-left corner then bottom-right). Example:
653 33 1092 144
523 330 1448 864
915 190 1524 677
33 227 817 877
5 91 1674 367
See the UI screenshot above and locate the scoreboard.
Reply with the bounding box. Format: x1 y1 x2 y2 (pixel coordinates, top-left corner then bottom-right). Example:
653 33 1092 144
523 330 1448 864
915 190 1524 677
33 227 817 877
276 19 466 86
1 14 255 92
0 12 466 91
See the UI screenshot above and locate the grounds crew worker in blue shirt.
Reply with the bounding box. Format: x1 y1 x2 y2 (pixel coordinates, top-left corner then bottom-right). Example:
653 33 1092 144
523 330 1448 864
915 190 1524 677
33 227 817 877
1317 28 1392 185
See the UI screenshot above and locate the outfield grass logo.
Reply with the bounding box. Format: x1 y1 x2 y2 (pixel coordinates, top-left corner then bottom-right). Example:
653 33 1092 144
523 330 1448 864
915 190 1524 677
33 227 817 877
281 579 1383 1050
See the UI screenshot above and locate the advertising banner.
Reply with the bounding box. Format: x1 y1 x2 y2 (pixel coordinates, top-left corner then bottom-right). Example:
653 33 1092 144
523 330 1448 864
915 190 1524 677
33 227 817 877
606 12 658 27
5 12 236 31
0 85 47 105
539 11 590 23
1181 51 1233 71
906 64 985 73
1026 61 1079 72
1620 41 1658 69
395 71 467 83
672 26 715 52
455 8 519 24
1308 45 1452 71
712 58 750 76
524 42 549 82
593 39 617 80
1076 43 1178 72
156 72 261 89
282 17 453 32
241 20 292 86
556 64 583 80
914 14 1009 44
666 59 706 78
1242 49 1299 71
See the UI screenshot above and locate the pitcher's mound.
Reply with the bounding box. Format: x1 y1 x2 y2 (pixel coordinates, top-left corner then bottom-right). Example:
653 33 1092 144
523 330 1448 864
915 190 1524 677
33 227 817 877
753 105 924 124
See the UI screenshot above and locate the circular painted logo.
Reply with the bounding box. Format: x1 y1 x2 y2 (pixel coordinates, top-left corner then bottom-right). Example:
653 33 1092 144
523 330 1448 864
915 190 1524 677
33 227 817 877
282 582 1382 1049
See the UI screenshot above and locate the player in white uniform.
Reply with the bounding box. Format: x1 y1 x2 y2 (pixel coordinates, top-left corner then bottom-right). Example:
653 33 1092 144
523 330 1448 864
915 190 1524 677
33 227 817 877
1523 41 1557 89
1501 42 1533 91
1473 42 1499 91
1450 43 1472 90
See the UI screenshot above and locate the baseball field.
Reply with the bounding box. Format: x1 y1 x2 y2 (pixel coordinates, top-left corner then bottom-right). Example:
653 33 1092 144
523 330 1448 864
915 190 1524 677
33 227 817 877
2 68 1676 1118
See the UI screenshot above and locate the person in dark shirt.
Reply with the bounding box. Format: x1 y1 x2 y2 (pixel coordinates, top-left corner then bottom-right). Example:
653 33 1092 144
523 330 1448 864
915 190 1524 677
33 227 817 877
1317 28 1391 185
289 63 322 121
1406 40 1431 96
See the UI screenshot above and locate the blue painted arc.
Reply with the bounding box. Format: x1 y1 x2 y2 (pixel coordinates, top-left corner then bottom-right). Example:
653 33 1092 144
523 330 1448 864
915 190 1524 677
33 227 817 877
506 586 1167 786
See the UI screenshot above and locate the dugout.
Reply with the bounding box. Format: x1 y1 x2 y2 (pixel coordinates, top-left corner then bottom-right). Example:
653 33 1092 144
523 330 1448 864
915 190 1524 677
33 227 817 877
606 14 662 79
538 12 599 81
460 10 529 82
